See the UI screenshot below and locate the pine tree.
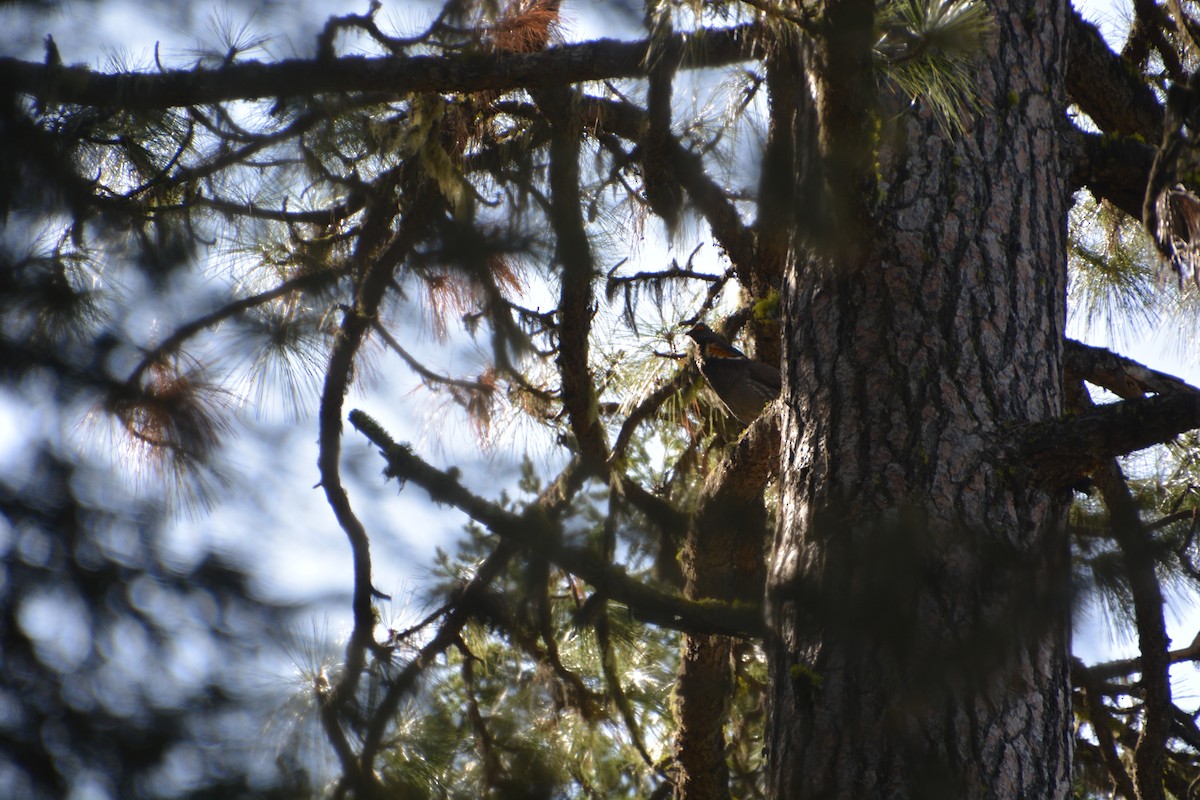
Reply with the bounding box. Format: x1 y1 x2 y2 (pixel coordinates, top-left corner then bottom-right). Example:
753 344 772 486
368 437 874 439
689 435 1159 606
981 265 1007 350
5 1 1200 798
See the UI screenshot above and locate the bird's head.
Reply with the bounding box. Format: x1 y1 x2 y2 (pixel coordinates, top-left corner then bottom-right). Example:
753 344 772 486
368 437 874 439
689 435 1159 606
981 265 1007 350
683 322 745 360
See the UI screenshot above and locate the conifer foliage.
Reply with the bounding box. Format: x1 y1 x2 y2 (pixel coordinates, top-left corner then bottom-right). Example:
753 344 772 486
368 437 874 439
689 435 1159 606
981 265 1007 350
6 0 1200 798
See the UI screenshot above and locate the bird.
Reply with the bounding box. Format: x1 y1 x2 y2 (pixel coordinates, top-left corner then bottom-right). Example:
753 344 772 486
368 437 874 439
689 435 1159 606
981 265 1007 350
685 322 781 424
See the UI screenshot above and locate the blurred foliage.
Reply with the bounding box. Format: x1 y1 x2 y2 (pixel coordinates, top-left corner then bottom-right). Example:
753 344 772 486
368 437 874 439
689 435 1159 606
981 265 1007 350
0 441 302 798
0 2 316 798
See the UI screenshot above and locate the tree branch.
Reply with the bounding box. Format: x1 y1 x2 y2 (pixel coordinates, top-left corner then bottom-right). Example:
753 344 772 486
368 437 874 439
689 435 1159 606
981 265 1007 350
611 363 695 462
673 406 779 800
1072 383 1171 800
348 409 763 638
2 25 762 111
1075 658 1139 800
371 319 495 395
1010 392 1200 490
1067 9 1164 140
541 84 609 470
581 96 758 273
128 268 344 384
314 178 439 791
1016 341 1200 490
1068 129 1155 222
1085 629 1200 682
1065 338 1200 400
1130 0 1185 81
358 542 516 778
1167 0 1200 65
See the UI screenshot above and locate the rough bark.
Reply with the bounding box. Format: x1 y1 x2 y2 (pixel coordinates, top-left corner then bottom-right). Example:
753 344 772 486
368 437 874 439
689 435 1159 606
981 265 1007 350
673 413 779 800
767 2 1074 798
673 630 734 800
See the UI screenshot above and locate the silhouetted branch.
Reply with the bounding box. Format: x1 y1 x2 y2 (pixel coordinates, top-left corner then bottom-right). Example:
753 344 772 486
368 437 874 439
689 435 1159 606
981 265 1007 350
1010 392 1200 490
349 409 762 638
1086 630 1200 682
1075 658 1138 800
315 178 440 777
358 542 516 779
541 85 609 470
1065 338 1200 400
128 268 345 384
1068 129 1156 223
1 25 762 111
1071 382 1172 800
1067 10 1164 140
581 96 758 273
611 364 696 461
372 320 494 395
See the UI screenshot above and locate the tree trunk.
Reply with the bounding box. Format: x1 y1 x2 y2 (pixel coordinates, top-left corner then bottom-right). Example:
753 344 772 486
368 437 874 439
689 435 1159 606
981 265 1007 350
674 429 776 800
766 2 1074 798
